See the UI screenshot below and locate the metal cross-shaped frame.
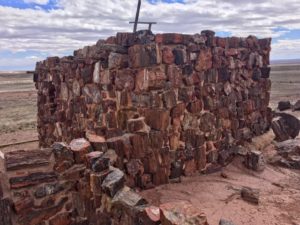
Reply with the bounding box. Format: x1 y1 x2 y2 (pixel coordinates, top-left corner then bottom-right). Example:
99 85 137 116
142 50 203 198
130 0 157 33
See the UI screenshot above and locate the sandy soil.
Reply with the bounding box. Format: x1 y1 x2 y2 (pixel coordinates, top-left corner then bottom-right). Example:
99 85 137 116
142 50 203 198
142 153 300 225
0 72 38 153
0 65 300 225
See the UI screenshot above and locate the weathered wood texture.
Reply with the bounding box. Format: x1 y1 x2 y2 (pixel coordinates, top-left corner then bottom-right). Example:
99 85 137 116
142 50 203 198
9 172 57 189
0 198 12 225
4 149 52 171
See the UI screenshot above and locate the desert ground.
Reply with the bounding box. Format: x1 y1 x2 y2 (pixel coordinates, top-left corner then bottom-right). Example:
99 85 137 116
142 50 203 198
0 64 299 225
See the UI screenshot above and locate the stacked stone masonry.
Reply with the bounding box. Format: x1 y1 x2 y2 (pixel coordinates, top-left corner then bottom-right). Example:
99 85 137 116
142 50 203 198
0 144 208 225
34 30 272 188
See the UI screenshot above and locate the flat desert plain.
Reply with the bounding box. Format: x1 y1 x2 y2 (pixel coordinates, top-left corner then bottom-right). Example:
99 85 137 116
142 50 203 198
0 63 300 225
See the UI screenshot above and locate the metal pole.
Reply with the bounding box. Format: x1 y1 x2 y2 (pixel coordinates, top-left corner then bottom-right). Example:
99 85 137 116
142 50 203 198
133 0 141 33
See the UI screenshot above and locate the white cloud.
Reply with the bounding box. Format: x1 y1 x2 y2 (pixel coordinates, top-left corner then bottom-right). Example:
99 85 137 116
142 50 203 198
0 0 300 69
23 0 49 5
0 56 44 70
272 39 300 60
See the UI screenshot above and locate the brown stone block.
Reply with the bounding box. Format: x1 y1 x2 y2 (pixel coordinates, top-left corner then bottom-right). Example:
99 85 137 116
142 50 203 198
13 192 34 214
183 159 197 176
162 46 175 64
241 187 260 205
159 201 208 225
90 170 110 194
140 174 154 190
100 69 111 85
171 103 186 118
162 90 177 109
142 151 159 175
118 90 133 109
169 133 180 150
200 112 216 132
107 134 134 161
49 212 72 225
153 167 169 186
102 168 125 197
216 37 228 48
61 164 86 181
101 99 117 113
0 179 3 198
196 145 207 171
258 38 272 50
178 86 194 102
167 65 182 88
81 65 93 84
127 117 150 133
4 149 52 171
130 133 148 158
70 138 92 163
187 100 202 114
117 109 137 130
155 33 184 44
126 159 144 178
92 156 110 173
10 172 58 189
225 48 238 57
137 205 161 225
86 133 107 152
108 52 128 69
0 198 12 225
135 69 150 92
195 48 212 72
34 182 71 199
85 151 103 169
244 150 266 172
144 109 170 131
128 44 161 68
115 69 135 91
148 66 167 90
183 129 205 148
173 47 187 65
18 197 68 225
112 186 147 208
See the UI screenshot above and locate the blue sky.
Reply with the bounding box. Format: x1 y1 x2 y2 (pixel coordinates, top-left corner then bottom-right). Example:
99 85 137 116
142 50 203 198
0 0 300 70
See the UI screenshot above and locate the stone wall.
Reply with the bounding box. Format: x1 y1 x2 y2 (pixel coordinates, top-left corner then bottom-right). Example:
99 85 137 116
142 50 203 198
34 30 272 185
0 145 208 225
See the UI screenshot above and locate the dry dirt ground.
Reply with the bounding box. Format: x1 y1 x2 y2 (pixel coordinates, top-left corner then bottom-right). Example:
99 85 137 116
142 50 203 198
0 72 38 152
0 64 300 225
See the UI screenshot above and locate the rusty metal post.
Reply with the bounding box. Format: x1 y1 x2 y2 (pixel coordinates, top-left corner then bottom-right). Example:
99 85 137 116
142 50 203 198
133 0 141 33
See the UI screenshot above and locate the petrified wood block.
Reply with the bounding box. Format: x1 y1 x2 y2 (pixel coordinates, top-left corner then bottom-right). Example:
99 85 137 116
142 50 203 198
17 197 68 225
69 138 92 163
5 149 52 171
159 201 208 225
102 168 125 197
0 198 12 225
10 172 58 189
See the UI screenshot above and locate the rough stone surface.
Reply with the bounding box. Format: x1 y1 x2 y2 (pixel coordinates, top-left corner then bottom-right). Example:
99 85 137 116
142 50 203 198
69 138 92 163
102 168 125 197
159 201 208 225
0 198 12 225
244 150 266 171
272 113 300 142
293 100 300 111
278 101 291 111
271 139 300 169
10 172 58 189
241 187 260 205
4 149 52 171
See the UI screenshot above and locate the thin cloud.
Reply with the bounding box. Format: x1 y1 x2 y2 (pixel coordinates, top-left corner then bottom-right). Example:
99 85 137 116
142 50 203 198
0 0 299 70
23 0 50 5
